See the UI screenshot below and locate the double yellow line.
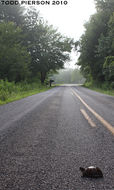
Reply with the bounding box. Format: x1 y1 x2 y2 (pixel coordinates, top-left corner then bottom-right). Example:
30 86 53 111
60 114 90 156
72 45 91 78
71 88 114 135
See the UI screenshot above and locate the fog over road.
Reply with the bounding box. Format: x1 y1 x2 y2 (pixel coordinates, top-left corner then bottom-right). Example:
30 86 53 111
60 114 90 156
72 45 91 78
0 86 114 190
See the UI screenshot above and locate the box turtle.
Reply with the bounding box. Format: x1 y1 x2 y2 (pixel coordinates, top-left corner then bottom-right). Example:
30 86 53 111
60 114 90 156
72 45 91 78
80 166 103 178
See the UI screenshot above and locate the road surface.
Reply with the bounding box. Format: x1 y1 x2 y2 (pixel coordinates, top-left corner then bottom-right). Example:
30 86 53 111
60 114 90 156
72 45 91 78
0 86 114 190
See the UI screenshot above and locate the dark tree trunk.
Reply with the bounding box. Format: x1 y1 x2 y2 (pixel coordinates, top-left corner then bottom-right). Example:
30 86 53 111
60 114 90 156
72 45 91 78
40 71 46 84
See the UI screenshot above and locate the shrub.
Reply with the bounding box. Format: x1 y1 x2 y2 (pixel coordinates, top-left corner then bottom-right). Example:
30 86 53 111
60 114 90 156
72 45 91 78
0 80 46 102
103 56 114 82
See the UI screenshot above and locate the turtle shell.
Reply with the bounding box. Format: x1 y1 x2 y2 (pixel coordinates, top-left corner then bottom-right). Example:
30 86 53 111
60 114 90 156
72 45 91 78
80 166 103 178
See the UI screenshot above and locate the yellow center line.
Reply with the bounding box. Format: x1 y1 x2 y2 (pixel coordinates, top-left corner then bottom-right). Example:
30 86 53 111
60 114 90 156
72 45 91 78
80 109 97 128
71 88 114 135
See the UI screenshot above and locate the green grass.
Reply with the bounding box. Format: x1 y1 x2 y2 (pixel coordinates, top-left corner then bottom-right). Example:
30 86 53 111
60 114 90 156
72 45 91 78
84 82 114 96
0 80 52 105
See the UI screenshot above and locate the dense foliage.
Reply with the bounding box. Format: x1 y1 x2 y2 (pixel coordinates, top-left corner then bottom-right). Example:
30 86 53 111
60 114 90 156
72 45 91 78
0 79 50 104
77 0 114 89
0 22 31 82
0 1 74 83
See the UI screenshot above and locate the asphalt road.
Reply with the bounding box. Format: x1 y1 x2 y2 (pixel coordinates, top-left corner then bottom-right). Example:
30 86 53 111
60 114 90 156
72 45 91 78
0 86 114 190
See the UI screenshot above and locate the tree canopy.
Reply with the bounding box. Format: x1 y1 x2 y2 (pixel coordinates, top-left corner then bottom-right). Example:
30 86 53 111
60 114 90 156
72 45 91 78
0 22 30 82
77 0 114 88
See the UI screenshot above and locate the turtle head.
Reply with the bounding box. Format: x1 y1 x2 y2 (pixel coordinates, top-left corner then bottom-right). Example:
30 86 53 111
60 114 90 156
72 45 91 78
80 167 85 173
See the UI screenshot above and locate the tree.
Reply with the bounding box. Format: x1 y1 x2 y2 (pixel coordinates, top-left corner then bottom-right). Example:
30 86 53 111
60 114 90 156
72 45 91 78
0 22 31 82
77 0 114 85
96 12 114 59
0 0 25 25
95 0 114 13
24 9 74 83
103 56 114 82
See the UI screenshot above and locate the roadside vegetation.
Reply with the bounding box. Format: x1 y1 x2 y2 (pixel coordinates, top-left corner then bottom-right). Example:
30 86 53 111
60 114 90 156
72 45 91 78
0 80 52 105
76 0 114 95
84 82 114 96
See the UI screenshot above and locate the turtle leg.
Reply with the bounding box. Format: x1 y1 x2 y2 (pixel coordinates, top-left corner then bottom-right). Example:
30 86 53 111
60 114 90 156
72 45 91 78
80 167 85 172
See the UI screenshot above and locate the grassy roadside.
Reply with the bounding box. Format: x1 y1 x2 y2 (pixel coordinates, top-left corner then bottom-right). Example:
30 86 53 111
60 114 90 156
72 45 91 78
0 80 53 105
83 83 114 96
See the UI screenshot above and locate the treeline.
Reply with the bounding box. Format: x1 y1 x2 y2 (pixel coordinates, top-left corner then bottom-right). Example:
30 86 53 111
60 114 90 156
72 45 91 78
77 0 114 89
53 69 85 84
0 1 74 84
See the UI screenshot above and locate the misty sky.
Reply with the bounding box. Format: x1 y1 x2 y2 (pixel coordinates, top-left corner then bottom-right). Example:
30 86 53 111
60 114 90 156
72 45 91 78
37 0 96 40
